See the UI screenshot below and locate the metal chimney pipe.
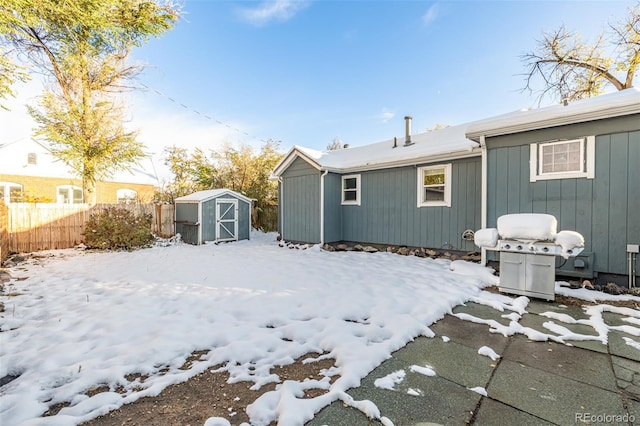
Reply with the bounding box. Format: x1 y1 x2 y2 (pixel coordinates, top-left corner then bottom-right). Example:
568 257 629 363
404 116 413 146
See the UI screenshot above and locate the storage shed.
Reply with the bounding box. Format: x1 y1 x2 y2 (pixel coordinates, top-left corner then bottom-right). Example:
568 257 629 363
174 189 252 245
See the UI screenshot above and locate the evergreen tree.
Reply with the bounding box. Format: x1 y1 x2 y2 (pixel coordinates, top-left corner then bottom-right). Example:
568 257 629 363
0 0 180 203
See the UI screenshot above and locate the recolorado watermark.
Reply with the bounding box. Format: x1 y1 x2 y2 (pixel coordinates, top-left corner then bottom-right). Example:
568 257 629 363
575 412 635 424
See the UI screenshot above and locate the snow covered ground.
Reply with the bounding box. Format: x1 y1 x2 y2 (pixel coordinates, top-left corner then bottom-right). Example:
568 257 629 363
0 231 638 426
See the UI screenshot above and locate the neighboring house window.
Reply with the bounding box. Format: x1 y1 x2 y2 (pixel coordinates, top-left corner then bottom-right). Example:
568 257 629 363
0 182 24 204
27 152 37 165
417 164 452 207
57 185 83 204
530 136 595 182
341 174 361 205
117 189 138 204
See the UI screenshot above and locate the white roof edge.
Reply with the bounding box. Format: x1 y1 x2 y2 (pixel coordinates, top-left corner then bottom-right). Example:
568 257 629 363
271 148 481 177
328 149 482 174
175 188 253 204
466 88 640 140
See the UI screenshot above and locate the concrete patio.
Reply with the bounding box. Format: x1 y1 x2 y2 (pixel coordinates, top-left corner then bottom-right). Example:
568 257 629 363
308 300 639 425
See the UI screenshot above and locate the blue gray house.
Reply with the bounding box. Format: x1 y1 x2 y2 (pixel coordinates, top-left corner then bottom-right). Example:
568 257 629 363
271 119 483 252
271 88 640 283
466 88 640 282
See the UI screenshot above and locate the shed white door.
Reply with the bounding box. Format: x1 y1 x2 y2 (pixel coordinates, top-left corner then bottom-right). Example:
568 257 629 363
216 198 238 242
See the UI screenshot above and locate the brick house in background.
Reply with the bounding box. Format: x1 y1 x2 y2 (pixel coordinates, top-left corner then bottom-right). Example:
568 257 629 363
0 138 158 204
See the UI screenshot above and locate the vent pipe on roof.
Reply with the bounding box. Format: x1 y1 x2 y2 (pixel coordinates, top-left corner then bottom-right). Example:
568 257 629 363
393 137 397 148
404 116 414 146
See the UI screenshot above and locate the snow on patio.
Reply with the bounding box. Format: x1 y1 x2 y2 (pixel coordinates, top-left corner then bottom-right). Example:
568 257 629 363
1 232 498 425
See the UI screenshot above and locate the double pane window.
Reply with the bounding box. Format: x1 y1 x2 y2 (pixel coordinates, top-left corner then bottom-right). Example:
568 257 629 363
341 174 361 205
418 164 451 207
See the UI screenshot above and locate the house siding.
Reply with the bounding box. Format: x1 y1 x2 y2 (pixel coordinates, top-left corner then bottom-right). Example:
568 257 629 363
486 116 640 277
281 157 320 243
323 173 342 243
340 157 481 251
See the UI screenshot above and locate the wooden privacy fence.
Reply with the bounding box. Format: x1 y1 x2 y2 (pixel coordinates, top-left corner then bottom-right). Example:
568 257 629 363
6 203 175 254
0 202 8 263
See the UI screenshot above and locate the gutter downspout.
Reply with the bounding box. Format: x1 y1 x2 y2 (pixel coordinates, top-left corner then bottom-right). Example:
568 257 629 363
480 135 487 266
320 170 328 245
278 177 284 240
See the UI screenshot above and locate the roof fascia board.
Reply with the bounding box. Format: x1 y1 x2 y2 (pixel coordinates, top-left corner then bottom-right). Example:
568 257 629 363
467 104 640 140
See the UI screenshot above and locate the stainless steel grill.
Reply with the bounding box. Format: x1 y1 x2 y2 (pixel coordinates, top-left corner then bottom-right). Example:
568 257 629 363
497 239 584 301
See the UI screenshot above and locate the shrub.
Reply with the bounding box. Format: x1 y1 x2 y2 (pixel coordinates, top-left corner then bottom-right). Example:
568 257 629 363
83 207 155 250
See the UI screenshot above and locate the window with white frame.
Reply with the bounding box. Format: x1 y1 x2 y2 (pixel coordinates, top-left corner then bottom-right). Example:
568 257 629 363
57 185 83 204
116 189 138 204
0 182 24 204
530 136 594 182
341 174 361 205
417 164 452 207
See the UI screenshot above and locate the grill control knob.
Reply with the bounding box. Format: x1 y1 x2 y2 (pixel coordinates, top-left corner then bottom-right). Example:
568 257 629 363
529 246 535 251
517 245 523 250
504 244 511 250
542 247 549 253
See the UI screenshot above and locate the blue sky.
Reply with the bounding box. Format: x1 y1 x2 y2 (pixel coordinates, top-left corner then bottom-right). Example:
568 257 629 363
1 0 635 179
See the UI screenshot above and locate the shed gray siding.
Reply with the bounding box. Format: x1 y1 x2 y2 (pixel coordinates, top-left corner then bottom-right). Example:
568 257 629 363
176 191 251 245
281 157 321 243
486 115 640 276
200 194 251 242
176 203 198 223
175 203 199 244
339 157 481 251
202 199 216 241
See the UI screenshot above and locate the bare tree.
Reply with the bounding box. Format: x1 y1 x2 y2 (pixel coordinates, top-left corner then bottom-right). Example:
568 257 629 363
326 137 344 151
426 123 450 132
521 3 639 103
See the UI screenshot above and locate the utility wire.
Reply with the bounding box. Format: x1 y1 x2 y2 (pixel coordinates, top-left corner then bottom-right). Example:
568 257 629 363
139 82 272 144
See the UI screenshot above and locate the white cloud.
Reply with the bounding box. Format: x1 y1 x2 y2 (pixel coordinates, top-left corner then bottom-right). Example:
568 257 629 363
128 96 259 181
379 108 395 123
0 78 256 183
237 0 310 26
422 3 440 25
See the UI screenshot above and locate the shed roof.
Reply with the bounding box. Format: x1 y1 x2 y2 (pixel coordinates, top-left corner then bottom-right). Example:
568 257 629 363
466 88 640 140
175 188 253 203
272 123 479 177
